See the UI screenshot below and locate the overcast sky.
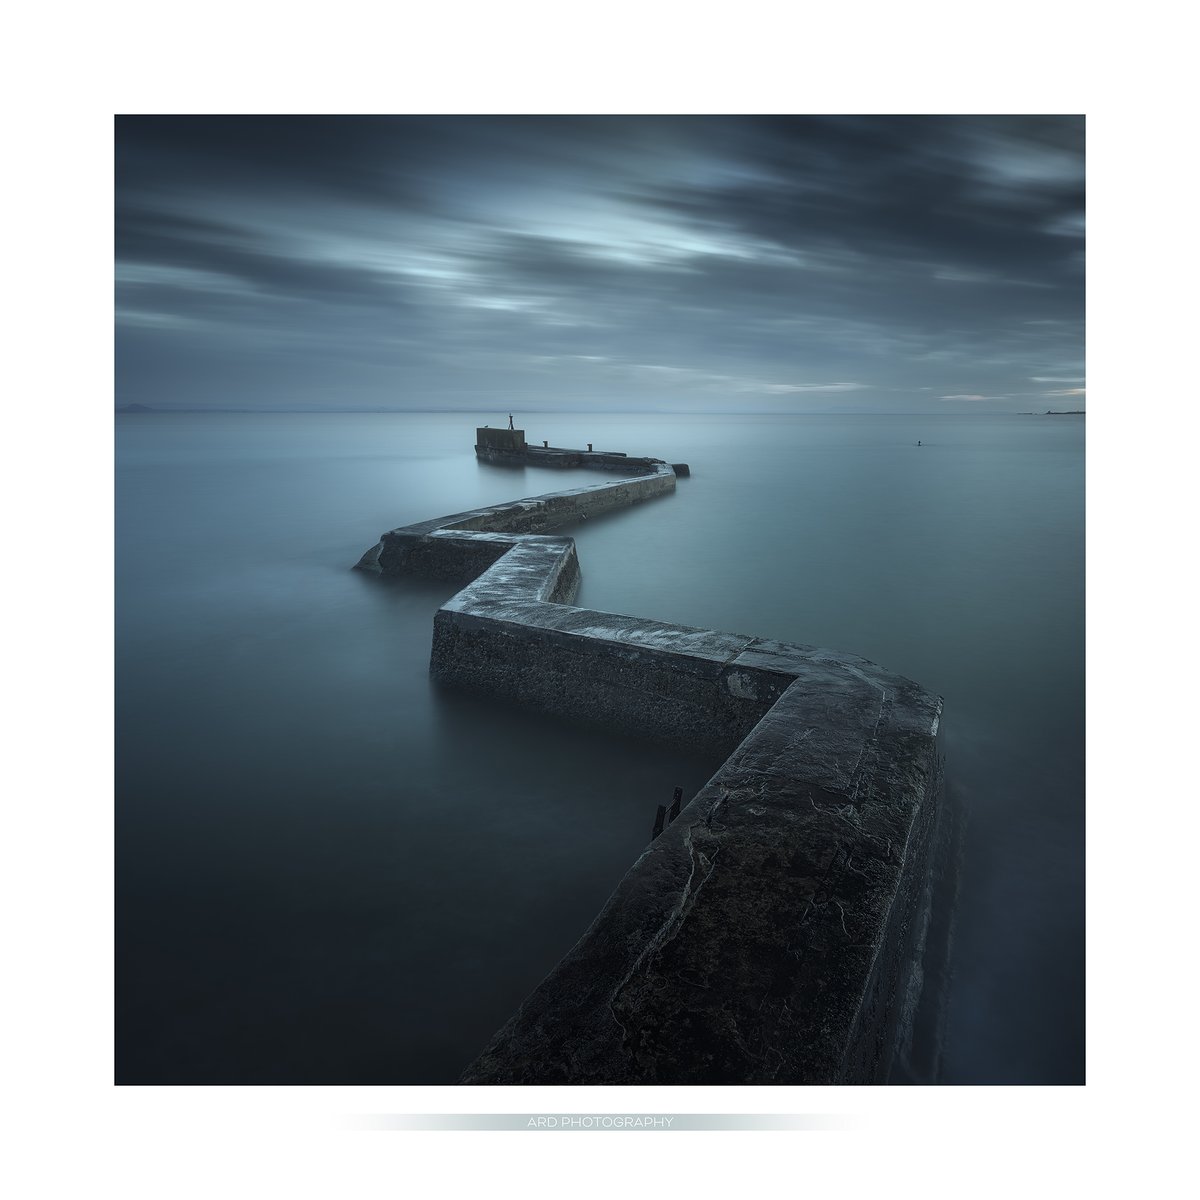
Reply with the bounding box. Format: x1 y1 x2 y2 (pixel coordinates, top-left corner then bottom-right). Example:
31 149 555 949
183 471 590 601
115 116 1084 413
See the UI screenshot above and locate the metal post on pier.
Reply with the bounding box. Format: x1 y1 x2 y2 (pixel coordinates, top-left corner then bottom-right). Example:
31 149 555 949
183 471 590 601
668 786 683 824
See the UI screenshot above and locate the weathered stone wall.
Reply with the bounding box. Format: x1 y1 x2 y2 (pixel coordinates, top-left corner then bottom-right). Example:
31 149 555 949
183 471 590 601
356 441 945 1084
355 458 677 577
476 426 526 453
430 608 775 753
454 641 942 1084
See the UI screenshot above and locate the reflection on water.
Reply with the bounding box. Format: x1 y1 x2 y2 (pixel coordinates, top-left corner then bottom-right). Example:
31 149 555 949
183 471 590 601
116 411 1083 1083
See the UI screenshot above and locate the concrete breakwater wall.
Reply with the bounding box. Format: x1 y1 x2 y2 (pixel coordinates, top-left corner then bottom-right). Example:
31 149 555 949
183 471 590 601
356 432 945 1084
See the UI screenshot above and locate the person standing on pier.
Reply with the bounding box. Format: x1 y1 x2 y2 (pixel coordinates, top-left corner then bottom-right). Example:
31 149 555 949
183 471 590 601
508 413 514 430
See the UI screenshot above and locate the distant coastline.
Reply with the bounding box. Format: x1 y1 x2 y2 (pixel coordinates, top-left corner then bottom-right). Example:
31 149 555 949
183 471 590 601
114 406 1087 417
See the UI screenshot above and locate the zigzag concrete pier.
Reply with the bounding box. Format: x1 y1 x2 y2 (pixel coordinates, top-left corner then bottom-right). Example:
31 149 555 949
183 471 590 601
356 428 946 1084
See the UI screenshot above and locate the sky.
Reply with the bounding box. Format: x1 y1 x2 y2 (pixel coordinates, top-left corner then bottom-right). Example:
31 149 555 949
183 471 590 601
115 116 1084 414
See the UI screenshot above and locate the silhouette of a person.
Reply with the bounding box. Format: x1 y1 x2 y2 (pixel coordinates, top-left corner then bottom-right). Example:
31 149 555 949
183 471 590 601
508 413 514 430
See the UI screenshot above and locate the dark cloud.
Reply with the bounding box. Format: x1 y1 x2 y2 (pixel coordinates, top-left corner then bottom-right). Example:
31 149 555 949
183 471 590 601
630 116 1084 275
117 205 414 308
115 115 1084 411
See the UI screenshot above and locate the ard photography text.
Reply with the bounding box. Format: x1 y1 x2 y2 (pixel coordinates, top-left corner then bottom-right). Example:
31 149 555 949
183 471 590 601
528 1116 675 1129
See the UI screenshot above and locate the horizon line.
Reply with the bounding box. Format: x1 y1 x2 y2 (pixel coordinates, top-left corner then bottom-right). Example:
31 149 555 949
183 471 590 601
115 407 1083 417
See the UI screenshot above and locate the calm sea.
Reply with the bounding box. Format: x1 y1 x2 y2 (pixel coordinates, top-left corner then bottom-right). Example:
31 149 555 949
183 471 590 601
115 411 1084 1084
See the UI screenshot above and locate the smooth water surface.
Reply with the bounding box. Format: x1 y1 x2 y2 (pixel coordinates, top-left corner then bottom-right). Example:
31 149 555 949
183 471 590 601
116 411 1084 1084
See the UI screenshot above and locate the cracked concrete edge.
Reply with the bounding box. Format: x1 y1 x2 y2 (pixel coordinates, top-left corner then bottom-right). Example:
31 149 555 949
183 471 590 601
459 679 942 1084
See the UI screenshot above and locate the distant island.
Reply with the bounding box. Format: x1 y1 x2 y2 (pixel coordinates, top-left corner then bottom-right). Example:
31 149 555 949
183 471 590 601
116 403 155 413
1045 409 1085 416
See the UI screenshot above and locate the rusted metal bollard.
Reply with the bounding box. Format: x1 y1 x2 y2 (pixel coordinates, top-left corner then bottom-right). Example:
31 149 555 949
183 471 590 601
652 787 684 841
668 786 683 824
